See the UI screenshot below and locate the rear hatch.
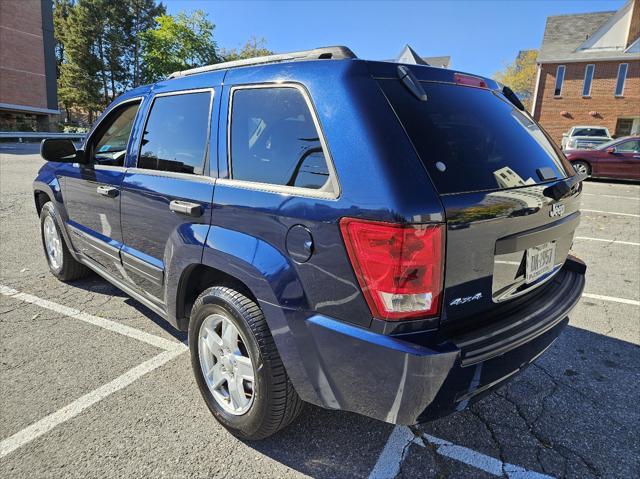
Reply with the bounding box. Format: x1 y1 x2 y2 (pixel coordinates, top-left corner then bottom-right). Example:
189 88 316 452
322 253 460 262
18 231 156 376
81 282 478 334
374 65 582 325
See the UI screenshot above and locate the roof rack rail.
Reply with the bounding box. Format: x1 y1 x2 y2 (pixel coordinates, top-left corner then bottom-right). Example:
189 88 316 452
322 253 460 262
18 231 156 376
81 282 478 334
168 46 357 79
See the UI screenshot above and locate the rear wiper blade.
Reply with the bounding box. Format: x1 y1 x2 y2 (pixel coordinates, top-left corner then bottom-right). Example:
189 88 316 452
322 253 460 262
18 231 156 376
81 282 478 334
543 171 587 201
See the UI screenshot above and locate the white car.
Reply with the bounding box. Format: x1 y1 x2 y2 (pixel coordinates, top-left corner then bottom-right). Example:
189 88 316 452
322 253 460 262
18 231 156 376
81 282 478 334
562 126 612 151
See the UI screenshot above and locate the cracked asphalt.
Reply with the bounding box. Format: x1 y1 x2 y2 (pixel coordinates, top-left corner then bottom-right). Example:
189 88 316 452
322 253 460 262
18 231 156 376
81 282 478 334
1 143 639 478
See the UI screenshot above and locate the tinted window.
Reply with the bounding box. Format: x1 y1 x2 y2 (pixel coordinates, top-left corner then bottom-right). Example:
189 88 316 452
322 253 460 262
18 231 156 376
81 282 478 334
379 80 571 194
229 87 332 191
572 128 608 137
582 64 594 97
615 63 628 96
554 65 565 96
138 91 211 175
92 102 139 166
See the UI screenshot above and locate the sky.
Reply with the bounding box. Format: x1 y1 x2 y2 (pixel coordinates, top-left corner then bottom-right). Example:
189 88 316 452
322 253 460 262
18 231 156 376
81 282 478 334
164 0 626 77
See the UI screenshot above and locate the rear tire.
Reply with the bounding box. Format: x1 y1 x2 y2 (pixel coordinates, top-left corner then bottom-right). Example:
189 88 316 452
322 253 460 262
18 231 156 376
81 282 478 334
40 202 90 281
573 161 591 177
188 286 304 440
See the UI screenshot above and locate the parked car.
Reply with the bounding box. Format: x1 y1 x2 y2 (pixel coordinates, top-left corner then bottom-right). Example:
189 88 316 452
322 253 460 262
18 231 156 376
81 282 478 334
33 46 586 440
565 136 640 180
561 125 612 151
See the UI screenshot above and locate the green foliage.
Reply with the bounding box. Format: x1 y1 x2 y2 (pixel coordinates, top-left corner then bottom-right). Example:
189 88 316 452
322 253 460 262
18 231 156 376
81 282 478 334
222 37 273 62
55 0 165 114
494 50 538 110
140 10 221 82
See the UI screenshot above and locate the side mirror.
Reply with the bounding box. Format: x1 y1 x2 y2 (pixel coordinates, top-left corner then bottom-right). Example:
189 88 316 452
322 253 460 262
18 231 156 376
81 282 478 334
40 138 84 163
606 147 617 154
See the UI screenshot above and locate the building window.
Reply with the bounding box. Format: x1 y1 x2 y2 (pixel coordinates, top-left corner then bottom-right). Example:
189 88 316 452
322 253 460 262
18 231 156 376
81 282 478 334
582 64 595 97
554 65 565 97
615 63 628 97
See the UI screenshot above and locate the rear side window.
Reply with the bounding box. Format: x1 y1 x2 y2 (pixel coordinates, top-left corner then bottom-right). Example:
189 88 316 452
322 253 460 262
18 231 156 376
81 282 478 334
138 91 211 175
379 80 571 194
229 87 333 192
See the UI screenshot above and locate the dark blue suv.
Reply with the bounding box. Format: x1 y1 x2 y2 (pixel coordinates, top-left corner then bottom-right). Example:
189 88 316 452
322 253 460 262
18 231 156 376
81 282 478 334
34 47 586 440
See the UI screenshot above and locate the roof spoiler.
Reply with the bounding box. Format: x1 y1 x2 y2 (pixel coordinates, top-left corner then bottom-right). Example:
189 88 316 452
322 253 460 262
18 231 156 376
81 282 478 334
168 46 357 79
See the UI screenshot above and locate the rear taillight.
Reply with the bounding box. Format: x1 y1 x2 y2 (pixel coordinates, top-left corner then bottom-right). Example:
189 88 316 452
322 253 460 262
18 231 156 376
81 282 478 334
454 73 488 89
339 218 445 321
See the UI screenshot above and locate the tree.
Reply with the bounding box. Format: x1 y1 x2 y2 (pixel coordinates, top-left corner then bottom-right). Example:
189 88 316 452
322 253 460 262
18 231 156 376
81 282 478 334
221 37 273 61
494 50 538 111
55 0 165 117
140 10 221 83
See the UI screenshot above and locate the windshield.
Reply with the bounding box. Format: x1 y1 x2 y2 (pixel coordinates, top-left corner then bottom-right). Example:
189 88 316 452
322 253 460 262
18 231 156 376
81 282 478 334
572 128 608 137
379 80 572 194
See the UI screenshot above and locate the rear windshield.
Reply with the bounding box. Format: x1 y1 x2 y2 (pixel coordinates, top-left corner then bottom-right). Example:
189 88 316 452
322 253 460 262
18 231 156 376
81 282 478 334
379 80 571 194
572 128 608 137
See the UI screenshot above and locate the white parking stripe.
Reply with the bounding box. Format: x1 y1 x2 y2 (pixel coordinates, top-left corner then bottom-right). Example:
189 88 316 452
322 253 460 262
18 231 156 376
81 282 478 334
582 193 639 200
367 425 415 479
368 426 554 479
421 433 554 478
0 285 186 352
0 347 185 458
575 236 640 246
582 293 640 306
582 209 640 218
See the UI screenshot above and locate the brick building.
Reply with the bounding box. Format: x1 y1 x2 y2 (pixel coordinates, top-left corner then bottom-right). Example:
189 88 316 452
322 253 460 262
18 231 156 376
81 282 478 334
532 0 640 144
0 0 58 131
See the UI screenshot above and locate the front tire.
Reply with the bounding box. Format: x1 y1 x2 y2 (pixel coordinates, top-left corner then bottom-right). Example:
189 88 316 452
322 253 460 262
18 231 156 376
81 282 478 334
188 286 304 440
40 202 89 281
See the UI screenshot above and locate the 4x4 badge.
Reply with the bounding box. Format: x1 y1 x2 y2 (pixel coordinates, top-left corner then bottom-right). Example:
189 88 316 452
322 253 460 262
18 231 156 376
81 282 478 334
549 203 565 217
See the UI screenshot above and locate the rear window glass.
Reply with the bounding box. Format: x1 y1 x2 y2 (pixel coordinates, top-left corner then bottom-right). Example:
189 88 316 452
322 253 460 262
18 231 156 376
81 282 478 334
379 80 571 194
572 128 608 137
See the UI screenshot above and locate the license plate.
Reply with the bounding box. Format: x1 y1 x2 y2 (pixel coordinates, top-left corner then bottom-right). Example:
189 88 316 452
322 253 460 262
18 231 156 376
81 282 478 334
525 242 556 283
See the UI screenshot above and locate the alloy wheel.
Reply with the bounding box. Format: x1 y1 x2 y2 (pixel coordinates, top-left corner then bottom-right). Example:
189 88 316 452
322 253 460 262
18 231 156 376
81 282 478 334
198 313 255 415
43 215 63 270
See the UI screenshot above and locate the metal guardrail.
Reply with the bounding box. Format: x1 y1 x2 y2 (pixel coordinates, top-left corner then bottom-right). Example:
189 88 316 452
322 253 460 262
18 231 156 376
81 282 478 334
0 131 86 142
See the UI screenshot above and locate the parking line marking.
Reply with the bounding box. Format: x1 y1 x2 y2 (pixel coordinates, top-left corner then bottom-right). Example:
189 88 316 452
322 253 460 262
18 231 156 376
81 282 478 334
368 426 554 479
582 293 640 306
0 285 186 352
582 209 640 218
575 236 640 246
582 193 639 200
421 433 554 478
367 425 415 479
0 347 185 458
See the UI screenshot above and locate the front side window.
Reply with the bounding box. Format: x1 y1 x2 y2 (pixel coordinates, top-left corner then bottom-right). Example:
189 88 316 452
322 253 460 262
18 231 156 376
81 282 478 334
616 140 640 152
138 91 211 175
615 63 628 96
582 64 594 97
91 101 140 166
229 86 333 192
554 65 565 96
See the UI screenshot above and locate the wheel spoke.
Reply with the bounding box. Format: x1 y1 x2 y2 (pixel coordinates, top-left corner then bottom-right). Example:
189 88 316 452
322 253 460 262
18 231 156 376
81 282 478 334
227 376 248 409
205 330 224 357
221 321 239 351
235 355 254 382
209 363 226 389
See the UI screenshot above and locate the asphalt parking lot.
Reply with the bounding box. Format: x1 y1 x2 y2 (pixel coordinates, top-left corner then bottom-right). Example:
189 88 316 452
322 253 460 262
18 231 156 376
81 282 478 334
1 143 639 478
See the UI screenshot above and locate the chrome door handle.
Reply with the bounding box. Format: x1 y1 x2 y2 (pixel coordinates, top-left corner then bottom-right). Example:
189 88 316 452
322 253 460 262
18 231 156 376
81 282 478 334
169 200 203 217
97 185 118 198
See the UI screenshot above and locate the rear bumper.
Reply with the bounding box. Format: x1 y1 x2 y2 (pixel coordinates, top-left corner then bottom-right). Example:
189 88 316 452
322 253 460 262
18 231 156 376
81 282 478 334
273 256 585 425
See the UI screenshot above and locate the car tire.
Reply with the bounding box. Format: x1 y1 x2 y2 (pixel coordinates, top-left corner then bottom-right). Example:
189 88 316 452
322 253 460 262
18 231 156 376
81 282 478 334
40 201 90 281
573 161 591 177
189 286 304 440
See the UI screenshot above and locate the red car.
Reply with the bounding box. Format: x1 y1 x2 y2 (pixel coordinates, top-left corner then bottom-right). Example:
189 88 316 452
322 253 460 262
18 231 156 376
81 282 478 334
565 136 640 181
